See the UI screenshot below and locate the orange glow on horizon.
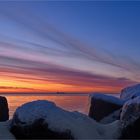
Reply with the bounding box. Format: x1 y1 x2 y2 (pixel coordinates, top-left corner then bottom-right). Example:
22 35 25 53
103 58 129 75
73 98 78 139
0 75 122 93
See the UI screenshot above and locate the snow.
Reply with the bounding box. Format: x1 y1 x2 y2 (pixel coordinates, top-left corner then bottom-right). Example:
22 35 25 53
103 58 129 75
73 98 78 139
90 93 124 105
0 121 15 139
13 100 121 139
120 84 140 100
120 96 140 128
100 109 121 124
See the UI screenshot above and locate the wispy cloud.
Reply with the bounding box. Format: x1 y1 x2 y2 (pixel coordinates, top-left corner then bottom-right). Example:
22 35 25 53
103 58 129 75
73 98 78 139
0 5 139 72
0 3 139 92
0 55 137 91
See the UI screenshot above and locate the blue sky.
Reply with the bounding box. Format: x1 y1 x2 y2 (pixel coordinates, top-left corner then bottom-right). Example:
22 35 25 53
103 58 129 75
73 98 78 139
45 1 140 56
0 1 139 92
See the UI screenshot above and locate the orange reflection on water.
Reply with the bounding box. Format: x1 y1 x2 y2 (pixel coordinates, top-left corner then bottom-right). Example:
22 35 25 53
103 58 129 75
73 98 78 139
5 94 90 118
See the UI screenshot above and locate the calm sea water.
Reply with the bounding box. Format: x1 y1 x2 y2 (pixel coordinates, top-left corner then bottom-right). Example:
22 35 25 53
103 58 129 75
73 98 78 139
0 93 120 118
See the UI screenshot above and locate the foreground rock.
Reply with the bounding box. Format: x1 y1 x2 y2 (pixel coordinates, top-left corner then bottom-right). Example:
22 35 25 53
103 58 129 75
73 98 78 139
10 100 121 139
120 84 140 100
120 96 140 139
0 96 9 121
88 93 124 121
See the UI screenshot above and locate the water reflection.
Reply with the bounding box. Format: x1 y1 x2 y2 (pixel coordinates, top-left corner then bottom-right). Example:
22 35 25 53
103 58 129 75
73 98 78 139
4 94 89 118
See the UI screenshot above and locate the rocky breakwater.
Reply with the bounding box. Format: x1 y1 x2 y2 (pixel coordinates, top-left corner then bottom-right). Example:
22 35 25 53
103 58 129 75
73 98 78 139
10 100 121 139
88 84 140 139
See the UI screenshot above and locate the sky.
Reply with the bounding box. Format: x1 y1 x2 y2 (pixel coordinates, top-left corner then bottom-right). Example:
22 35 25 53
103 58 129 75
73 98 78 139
0 1 140 93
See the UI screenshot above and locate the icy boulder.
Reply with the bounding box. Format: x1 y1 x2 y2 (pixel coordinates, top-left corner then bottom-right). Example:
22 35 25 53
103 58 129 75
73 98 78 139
120 96 140 139
10 100 121 139
88 93 124 121
0 96 9 121
120 84 140 100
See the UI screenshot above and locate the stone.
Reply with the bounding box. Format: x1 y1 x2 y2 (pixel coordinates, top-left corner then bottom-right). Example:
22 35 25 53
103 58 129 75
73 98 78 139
120 96 140 139
88 93 124 121
0 96 9 121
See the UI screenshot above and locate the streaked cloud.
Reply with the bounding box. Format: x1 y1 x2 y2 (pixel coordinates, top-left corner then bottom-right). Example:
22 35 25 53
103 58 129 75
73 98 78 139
0 2 139 93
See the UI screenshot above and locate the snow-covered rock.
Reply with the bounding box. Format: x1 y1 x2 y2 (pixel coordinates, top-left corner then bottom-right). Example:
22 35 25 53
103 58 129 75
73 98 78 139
120 84 140 100
0 96 9 121
120 96 140 139
10 100 121 139
88 93 124 121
